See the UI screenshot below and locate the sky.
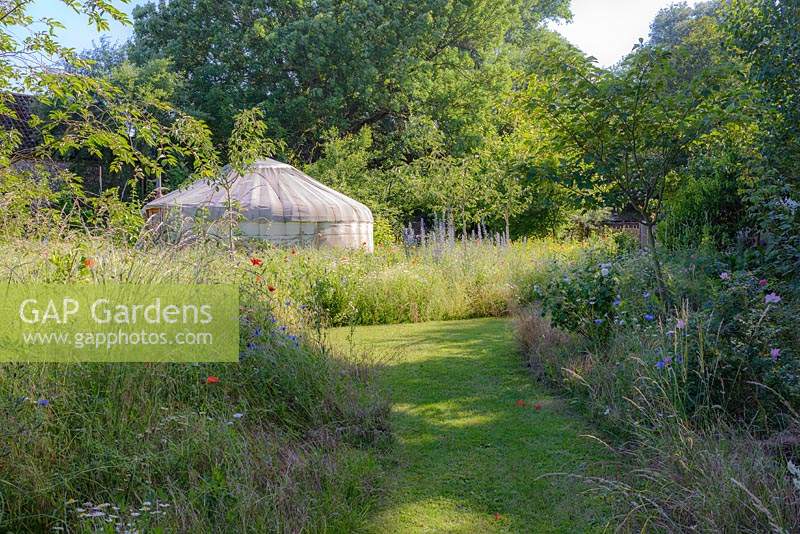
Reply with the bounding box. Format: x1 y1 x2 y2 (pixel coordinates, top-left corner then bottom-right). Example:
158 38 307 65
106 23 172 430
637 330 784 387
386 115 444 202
549 0 701 66
29 0 699 67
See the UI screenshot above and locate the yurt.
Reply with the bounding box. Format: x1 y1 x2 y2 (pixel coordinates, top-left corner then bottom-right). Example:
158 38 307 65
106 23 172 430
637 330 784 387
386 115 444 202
143 158 374 251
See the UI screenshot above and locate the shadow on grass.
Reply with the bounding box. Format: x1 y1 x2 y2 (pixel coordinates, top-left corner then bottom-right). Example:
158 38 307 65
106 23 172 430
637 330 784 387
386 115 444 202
330 318 616 533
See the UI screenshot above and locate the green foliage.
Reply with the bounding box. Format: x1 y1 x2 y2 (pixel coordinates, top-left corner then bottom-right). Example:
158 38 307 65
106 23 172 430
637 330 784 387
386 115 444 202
527 242 800 427
708 272 800 420
129 0 569 152
724 0 800 182
537 259 618 345
566 208 612 240
537 44 737 227
657 123 758 249
0 167 143 244
515 287 800 531
246 240 579 326
534 35 745 300
372 215 395 246
747 182 800 281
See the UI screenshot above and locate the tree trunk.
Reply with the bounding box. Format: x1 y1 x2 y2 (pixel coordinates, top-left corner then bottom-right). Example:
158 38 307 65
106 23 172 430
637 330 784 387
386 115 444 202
504 208 510 246
644 222 669 310
226 187 235 255
462 209 467 250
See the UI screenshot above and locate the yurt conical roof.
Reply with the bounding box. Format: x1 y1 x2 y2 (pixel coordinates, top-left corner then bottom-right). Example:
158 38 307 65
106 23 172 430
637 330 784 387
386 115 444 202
143 158 374 251
144 158 372 223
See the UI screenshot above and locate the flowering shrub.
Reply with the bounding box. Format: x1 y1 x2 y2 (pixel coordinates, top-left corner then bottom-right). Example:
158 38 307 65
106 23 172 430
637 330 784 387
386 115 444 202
706 271 800 420
536 261 619 345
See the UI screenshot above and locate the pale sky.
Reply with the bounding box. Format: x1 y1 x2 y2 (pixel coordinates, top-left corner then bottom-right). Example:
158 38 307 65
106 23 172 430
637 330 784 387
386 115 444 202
28 0 698 67
550 0 701 66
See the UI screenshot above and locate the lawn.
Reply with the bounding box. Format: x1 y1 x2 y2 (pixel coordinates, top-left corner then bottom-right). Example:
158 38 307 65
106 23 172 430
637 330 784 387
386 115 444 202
329 318 614 533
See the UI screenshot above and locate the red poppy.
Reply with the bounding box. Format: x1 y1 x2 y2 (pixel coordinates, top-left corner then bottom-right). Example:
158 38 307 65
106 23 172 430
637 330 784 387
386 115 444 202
250 257 263 266
494 513 502 521
515 399 526 407
205 376 220 384
533 402 542 411
267 284 277 293
83 258 96 269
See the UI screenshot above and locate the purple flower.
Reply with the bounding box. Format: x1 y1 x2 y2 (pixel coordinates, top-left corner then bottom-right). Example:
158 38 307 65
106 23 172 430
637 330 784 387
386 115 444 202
765 293 782 304
594 318 604 325
36 399 49 407
770 348 781 362
720 272 731 280
656 360 666 369
613 296 622 307
642 291 651 299
644 313 655 322
676 319 686 330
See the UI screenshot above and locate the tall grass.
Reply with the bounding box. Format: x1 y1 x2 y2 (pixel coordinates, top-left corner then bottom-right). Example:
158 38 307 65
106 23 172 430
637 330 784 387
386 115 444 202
0 238 393 532
0 238 584 326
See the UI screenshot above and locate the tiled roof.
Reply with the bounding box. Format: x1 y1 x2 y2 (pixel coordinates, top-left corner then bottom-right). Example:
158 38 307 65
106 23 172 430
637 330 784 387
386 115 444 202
0 93 41 154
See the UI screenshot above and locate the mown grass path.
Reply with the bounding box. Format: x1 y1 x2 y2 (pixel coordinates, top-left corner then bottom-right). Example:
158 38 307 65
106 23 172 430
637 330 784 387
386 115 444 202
330 318 613 533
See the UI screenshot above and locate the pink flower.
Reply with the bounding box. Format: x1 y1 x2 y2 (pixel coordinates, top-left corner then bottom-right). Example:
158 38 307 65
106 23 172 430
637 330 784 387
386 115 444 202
759 279 768 288
676 319 686 330
770 348 781 362
765 293 782 304
719 272 731 280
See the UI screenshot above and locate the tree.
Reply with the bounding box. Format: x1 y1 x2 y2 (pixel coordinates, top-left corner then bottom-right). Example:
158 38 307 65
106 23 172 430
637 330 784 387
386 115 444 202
723 0 800 185
0 1 221 239
218 107 283 252
722 0 800 278
649 1 721 49
536 44 736 302
128 0 569 156
479 134 530 243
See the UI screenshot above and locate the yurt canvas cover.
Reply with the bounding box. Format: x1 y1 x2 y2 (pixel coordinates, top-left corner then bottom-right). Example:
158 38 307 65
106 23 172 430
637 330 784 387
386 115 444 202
143 159 374 251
